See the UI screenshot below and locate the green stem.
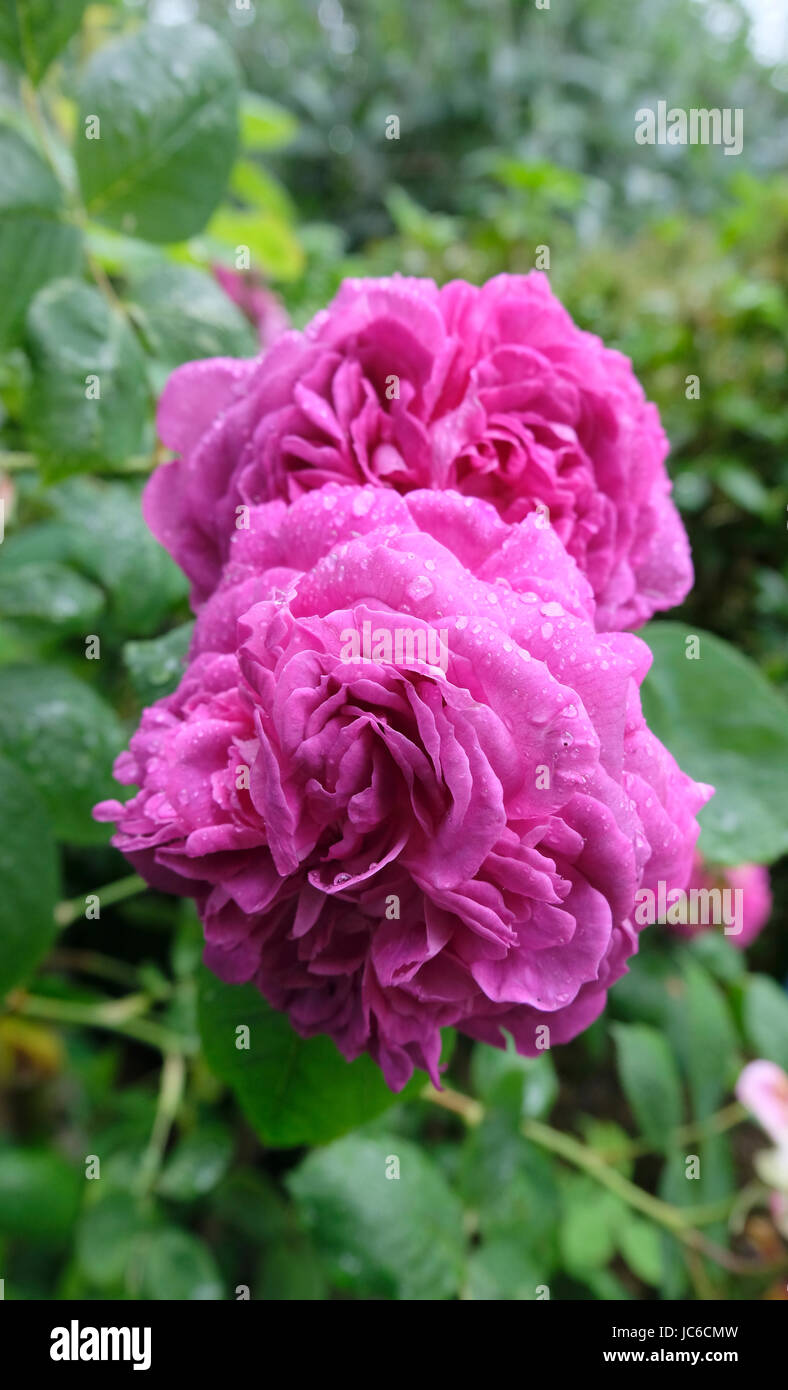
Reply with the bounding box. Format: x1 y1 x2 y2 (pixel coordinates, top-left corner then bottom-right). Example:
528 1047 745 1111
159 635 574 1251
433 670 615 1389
598 1101 746 1161
423 1084 786 1277
135 1052 186 1200
54 873 147 928
0 451 157 477
0 452 40 472
520 1115 729 1232
7 990 197 1057
45 948 149 992
21 78 62 180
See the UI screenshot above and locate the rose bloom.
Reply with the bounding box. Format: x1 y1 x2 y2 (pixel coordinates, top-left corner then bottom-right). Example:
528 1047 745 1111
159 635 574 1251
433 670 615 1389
736 1059 788 1237
668 854 771 948
212 266 290 351
145 272 692 629
96 487 708 1090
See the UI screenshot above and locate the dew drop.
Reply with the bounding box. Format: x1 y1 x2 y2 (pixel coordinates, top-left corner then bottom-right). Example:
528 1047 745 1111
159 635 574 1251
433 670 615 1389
352 491 375 516
407 575 434 601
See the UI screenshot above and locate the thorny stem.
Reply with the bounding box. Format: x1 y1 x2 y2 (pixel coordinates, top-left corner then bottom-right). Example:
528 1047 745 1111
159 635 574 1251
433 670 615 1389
423 1084 787 1278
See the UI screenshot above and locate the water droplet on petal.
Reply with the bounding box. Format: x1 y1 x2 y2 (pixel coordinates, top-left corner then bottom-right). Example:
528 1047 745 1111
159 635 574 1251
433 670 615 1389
407 575 434 601
352 491 375 516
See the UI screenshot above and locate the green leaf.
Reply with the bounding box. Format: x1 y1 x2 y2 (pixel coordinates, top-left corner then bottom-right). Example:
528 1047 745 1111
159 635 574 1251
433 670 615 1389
0 0 87 84
580 1118 634 1178
0 1148 79 1241
198 970 407 1148
128 263 256 384
612 1022 684 1148
0 521 73 571
640 622 788 864
686 930 745 984
742 975 788 1071
0 754 59 995
214 1171 291 1245
0 124 61 212
76 1191 145 1288
47 478 189 637
0 126 82 348
206 207 304 281
240 93 297 151
458 1109 559 1267
230 160 294 219
77 23 240 243
609 939 679 1030
136 1228 224 1300
466 1238 544 1300
617 1215 663 1286
157 1125 233 1203
287 1134 465 1300
470 1038 558 1119
0 665 125 845
559 1175 624 1273
25 279 149 477
123 622 194 703
666 960 738 1119
0 561 104 633
255 1236 326 1301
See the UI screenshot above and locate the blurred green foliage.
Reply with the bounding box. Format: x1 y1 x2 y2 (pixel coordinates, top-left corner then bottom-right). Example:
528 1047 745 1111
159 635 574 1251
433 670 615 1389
0 0 787 1302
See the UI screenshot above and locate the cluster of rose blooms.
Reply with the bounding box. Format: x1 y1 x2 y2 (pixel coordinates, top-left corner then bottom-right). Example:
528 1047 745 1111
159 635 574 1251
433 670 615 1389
95 273 769 1090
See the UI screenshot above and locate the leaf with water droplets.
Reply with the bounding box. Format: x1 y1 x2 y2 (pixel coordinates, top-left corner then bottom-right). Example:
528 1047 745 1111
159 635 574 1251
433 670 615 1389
641 621 788 865
0 561 104 634
0 0 87 84
198 968 444 1148
0 665 125 846
0 755 59 996
76 23 240 243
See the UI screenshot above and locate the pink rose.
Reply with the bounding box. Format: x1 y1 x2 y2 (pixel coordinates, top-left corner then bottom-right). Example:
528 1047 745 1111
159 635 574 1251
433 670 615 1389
737 1060 788 1147
737 1060 788 1235
667 855 771 948
212 265 290 351
96 487 708 1090
145 273 692 629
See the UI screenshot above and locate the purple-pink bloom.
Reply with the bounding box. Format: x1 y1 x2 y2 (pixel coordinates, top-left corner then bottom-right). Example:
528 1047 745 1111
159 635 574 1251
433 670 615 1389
736 1060 788 1235
212 266 290 351
736 1060 788 1148
96 487 708 1090
145 272 692 629
668 855 771 948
